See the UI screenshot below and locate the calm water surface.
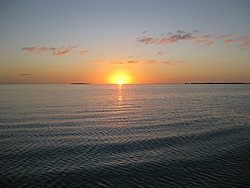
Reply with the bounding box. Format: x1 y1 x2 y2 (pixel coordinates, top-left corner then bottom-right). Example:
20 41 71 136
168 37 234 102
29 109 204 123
0 84 250 187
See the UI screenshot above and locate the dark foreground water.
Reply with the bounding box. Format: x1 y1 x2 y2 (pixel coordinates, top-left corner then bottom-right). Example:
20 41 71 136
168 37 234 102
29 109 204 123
0 84 250 188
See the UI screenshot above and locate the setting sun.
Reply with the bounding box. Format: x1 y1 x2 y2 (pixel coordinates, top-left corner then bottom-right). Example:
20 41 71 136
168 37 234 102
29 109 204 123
118 80 123 85
107 70 133 84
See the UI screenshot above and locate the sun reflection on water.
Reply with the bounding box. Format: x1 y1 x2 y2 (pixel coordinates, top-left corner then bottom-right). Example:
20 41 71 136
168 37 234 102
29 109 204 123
118 84 123 108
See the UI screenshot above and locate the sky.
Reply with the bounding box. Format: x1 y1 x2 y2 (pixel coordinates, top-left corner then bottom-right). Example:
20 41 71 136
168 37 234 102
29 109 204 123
1 0 250 84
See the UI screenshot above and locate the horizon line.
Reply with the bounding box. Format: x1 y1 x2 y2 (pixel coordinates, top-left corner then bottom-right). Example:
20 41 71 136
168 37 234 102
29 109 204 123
0 82 249 85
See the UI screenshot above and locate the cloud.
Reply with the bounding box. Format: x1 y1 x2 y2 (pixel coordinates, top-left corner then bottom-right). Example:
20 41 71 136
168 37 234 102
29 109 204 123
19 74 31 76
192 30 200 33
145 60 157 64
122 55 133 59
138 32 211 45
137 31 193 45
79 50 88 54
238 36 250 50
98 60 105 63
22 45 84 55
161 59 186 66
22 46 55 54
207 41 215 45
110 61 139 65
224 36 250 50
52 50 72 56
189 34 215 45
170 59 186 64
22 47 36 52
137 37 157 44
215 34 234 39
83 58 188 66
194 40 214 45
224 39 237 43
107 59 187 66
137 30 250 50
82 60 94 63
161 62 173 65
67 45 78 50
158 51 163 55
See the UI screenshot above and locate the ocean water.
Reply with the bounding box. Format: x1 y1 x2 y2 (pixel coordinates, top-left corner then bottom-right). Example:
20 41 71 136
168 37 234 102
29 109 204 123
0 84 250 188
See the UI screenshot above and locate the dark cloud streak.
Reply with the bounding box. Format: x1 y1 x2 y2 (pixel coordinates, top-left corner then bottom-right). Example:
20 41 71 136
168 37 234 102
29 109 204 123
19 74 31 76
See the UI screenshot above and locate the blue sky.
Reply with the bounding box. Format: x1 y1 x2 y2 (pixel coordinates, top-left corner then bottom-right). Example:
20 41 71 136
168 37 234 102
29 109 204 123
1 0 250 83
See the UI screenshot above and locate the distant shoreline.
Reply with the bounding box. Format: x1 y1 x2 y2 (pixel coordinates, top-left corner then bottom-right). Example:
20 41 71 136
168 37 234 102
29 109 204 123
184 82 249 84
71 83 90 84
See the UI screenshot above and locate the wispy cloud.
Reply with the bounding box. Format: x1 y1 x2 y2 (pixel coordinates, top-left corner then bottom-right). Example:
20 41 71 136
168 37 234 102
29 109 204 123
82 60 94 64
161 59 186 66
137 30 214 45
224 39 237 43
67 45 78 50
52 46 77 55
22 47 56 54
79 50 88 55
142 59 187 65
224 36 250 50
238 36 250 50
81 58 188 66
161 62 173 65
215 34 234 39
137 30 250 50
121 55 133 59
194 39 214 45
22 45 90 55
110 61 139 65
52 50 72 56
172 59 186 64
98 60 105 63
192 30 200 33
19 73 31 76
137 30 194 45
157 51 163 55
145 60 157 64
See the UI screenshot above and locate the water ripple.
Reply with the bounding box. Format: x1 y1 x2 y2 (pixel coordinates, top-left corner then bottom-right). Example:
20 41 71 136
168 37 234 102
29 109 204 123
1 84 250 187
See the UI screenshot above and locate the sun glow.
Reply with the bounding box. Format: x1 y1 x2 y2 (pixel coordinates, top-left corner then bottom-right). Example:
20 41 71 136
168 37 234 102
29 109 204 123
118 80 123 85
108 70 133 84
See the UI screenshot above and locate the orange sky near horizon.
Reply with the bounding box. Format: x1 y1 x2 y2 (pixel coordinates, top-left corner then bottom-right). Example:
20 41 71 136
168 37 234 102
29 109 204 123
1 60 249 84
